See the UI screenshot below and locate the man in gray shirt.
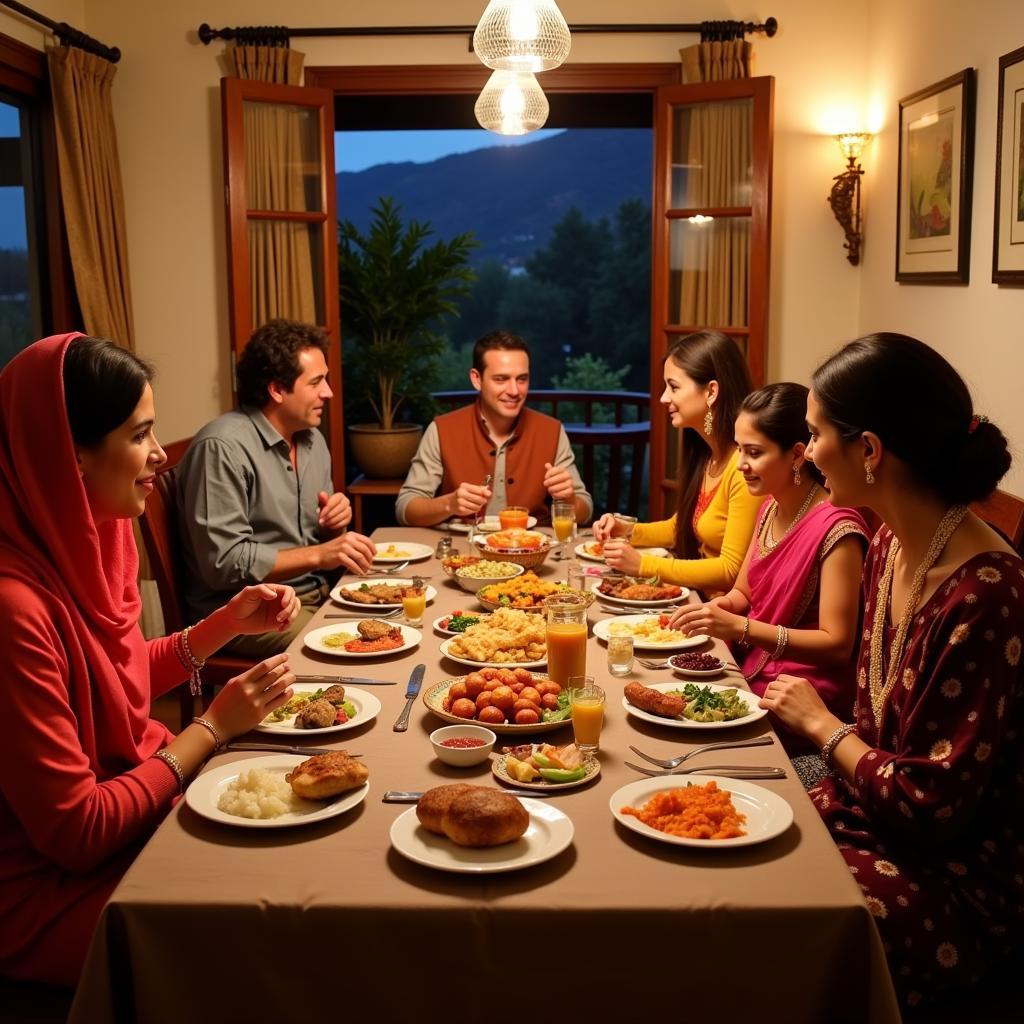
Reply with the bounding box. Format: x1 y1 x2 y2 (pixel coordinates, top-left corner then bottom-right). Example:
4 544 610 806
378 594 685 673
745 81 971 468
177 320 375 655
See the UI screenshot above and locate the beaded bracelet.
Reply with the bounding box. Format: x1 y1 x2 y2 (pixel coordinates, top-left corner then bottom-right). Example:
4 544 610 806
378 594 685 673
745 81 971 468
772 624 789 659
192 716 222 750
153 750 185 793
820 723 856 764
174 625 206 697
738 616 750 646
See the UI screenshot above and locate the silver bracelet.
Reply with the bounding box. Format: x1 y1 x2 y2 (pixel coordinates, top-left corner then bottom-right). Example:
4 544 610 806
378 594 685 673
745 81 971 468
820 723 856 764
192 716 222 750
153 750 186 793
772 624 789 659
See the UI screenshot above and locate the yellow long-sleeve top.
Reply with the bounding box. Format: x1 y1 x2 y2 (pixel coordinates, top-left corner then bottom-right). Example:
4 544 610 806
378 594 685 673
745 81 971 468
631 449 762 593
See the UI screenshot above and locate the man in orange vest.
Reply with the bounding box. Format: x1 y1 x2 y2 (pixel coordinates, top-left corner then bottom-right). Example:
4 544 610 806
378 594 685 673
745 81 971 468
396 330 591 527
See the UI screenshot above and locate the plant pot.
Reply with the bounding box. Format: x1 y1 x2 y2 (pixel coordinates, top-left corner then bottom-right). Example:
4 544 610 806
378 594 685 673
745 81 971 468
348 423 424 480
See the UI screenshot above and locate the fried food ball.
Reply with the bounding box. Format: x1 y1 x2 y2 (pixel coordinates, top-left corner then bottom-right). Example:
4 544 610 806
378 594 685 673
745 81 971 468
541 693 560 711
514 708 540 726
478 705 506 725
475 691 494 710
480 668 499 681
490 686 515 710
519 686 541 705
449 681 468 702
513 668 533 684
464 673 486 698
513 698 541 714
451 698 477 719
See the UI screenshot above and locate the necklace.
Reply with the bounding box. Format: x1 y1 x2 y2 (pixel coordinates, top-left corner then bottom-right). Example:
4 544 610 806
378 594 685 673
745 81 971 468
760 484 821 555
867 504 969 726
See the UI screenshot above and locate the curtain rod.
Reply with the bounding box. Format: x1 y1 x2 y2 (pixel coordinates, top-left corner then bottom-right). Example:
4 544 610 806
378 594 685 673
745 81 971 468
198 18 778 49
0 0 120 62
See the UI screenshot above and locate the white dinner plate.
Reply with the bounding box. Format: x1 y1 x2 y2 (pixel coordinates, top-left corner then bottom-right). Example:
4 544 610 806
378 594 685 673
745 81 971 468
589 580 689 607
185 755 369 829
622 680 767 730
372 541 434 564
330 578 438 610
575 542 670 563
592 615 708 651
256 684 382 734
445 515 538 534
432 612 489 636
389 797 573 872
439 636 546 669
304 622 422 658
609 775 792 849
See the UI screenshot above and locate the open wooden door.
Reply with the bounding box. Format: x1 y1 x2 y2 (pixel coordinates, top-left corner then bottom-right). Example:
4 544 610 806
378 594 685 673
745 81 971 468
221 78 344 487
648 76 773 520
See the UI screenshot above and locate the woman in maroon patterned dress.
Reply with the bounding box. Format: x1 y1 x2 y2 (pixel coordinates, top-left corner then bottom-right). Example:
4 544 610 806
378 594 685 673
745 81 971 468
760 334 1023 1015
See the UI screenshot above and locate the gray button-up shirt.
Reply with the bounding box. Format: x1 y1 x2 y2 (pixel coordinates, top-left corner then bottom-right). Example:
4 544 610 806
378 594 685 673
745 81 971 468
176 408 332 621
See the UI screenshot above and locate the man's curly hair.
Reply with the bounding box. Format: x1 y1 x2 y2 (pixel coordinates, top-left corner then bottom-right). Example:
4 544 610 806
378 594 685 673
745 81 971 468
235 319 329 408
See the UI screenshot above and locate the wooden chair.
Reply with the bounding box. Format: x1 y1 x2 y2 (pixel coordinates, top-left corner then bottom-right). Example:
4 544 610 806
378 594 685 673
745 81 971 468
972 488 1024 553
137 438 251 729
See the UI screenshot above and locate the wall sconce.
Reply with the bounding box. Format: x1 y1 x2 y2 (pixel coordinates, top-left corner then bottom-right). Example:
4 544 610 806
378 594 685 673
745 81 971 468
828 132 871 265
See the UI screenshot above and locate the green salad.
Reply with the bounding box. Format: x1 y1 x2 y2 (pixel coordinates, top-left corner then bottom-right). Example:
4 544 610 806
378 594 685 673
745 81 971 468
667 683 750 723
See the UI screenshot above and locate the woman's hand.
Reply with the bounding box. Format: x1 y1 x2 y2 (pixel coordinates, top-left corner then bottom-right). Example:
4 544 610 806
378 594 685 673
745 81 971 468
758 674 836 745
668 600 745 641
602 538 642 574
592 513 626 542
204 654 295 740
224 584 300 636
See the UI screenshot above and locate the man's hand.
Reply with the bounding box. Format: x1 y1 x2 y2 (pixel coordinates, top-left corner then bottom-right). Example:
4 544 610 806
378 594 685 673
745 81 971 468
318 531 376 574
543 462 575 501
318 490 352 532
450 482 492 518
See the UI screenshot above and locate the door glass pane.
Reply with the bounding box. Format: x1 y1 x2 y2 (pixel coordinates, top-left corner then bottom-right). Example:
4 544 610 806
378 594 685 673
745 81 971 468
668 216 751 327
248 220 324 326
243 102 322 212
671 98 753 209
0 99 34 369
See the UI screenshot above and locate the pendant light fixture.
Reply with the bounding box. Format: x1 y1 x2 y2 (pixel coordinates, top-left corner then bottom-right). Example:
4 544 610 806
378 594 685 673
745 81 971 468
473 0 571 73
474 69 550 136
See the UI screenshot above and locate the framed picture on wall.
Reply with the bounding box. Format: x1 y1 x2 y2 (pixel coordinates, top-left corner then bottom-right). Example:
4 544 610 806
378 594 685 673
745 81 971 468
895 68 976 283
993 45 1024 285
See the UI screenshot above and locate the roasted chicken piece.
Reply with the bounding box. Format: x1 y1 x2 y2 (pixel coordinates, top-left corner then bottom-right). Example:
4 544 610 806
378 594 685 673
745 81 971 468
357 619 397 641
295 698 337 729
624 682 687 718
320 684 347 706
287 751 368 799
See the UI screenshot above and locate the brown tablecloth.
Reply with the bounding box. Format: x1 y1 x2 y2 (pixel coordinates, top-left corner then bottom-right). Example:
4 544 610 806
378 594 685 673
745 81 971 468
70 527 900 1024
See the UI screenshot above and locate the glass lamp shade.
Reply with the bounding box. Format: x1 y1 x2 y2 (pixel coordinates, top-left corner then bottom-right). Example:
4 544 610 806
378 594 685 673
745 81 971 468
474 70 550 136
473 0 571 72
835 132 871 162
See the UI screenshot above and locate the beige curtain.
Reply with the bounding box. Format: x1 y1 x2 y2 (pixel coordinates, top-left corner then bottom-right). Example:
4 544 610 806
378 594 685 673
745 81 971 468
231 45 317 326
47 45 135 349
674 40 753 329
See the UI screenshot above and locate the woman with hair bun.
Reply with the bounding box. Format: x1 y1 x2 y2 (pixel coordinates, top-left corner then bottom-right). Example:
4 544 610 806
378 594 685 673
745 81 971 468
761 334 1023 1012
670 383 868 759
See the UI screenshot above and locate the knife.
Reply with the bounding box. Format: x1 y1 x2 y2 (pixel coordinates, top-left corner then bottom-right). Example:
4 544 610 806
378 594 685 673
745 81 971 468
294 674 398 686
383 789 547 802
223 743 362 757
393 663 426 732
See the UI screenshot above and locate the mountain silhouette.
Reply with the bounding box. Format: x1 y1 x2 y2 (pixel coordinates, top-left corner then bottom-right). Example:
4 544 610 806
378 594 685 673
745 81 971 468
336 128 651 267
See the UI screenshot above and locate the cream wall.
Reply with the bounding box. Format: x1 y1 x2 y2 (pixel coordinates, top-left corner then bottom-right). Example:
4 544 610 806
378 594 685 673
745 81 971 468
860 0 1024 494
0 0 83 49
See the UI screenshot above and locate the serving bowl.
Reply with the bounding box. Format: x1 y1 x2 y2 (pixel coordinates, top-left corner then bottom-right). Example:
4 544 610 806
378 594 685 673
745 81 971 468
441 554 483 579
454 561 525 592
429 724 497 766
473 533 555 570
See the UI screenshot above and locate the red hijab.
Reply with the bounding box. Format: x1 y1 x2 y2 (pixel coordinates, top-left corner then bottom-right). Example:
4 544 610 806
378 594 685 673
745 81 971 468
0 334 168 773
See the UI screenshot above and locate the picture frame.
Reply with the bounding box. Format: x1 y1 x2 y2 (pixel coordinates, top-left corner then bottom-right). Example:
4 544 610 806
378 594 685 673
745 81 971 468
895 68 976 283
993 45 1024 285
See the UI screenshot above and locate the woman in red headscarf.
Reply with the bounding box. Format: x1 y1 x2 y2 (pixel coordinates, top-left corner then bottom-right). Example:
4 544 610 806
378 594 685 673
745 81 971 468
0 334 300 988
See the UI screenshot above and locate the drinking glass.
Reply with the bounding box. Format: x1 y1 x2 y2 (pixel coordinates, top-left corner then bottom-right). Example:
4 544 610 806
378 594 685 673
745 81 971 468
544 594 588 688
552 500 577 560
401 586 426 627
499 505 529 531
569 678 605 753
607 636 634 677
566 559 586 594
613 514 638 542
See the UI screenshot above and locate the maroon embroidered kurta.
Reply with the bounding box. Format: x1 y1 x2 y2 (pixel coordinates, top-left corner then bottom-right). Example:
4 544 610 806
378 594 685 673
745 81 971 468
811 529 1024 1012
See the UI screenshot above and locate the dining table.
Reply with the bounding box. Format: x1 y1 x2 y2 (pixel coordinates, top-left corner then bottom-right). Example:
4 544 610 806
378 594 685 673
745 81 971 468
69 525 901 1024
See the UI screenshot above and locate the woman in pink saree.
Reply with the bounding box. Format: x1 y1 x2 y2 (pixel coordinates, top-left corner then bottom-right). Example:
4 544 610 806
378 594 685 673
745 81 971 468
671 384 868 752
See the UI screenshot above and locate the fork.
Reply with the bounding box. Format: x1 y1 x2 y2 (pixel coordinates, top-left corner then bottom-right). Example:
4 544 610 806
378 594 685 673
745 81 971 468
373 561 410 575
629 735 773 770
623 761 787 779
637 657 672 669
324 608 402 620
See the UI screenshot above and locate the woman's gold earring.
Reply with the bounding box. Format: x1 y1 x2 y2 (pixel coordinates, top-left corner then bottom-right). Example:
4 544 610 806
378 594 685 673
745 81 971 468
864 463 875 485
703 407 714 436
793 466 802 485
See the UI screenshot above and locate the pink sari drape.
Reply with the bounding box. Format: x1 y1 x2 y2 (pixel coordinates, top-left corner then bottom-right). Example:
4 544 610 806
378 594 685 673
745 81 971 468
739 500 868 726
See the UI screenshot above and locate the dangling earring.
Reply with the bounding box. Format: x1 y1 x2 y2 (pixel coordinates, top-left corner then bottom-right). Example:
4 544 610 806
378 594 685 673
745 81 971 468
864 462 875 485
793 465 802 486
703 405 714 436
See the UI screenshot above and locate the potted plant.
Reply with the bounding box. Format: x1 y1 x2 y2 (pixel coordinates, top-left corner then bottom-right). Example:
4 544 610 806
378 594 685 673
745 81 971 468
339 196 476 479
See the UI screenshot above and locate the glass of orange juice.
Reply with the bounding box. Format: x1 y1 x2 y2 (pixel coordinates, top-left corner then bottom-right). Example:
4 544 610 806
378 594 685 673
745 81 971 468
401 586 426 627
569 679 605 753
544 594 588 688
499 505 529 531
551 500 576 560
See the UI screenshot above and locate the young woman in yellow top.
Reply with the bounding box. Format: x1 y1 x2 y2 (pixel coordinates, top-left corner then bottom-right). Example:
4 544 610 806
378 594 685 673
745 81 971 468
593 330 762 593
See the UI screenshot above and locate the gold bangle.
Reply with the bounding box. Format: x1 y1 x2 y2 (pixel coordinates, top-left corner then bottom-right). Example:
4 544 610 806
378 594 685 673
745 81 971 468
192 716 222 750
738 617 750 645
820 723 856 764
772 624 789 659
153 750 185 793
